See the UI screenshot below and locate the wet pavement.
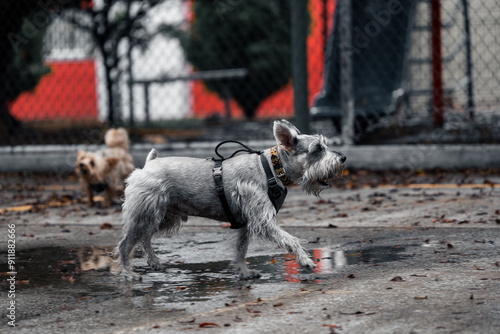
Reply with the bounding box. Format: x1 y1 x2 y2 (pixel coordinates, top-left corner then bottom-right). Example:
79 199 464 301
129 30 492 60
1 172 500 333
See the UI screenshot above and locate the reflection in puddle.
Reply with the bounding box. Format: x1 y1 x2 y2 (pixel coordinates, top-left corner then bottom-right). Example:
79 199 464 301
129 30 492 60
4 244 409 312
79 246 119 272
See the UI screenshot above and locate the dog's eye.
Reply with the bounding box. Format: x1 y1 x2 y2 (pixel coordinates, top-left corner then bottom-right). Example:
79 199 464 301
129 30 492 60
90 160 95 167
309 141 323 154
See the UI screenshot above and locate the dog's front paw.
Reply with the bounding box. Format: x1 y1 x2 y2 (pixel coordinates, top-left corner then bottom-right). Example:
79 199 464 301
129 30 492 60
300 259 317 271
239 270 262 280
147 259 163 271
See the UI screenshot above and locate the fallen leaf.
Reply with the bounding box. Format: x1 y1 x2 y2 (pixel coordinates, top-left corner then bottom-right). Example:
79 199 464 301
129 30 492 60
339 311 364 315
246 308 261 313
199 322 220 328
270 258 277 264
100 222 113 230
346 274 355 279
273 302 283 307
414 296 428 300
234 316 244 322
390 276 405 282
474 265 485 271
178 318 196 324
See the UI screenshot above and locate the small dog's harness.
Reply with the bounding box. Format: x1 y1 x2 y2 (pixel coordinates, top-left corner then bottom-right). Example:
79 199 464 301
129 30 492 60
89 182 108 193
212 141 291 229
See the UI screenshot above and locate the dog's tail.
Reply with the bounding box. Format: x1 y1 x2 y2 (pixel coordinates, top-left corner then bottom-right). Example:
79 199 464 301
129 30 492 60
105 127 130 151
145 148 158 164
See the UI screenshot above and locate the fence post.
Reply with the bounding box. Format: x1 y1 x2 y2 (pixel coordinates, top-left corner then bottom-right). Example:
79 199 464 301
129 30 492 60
339 0 354 145
431 0 445 127
462 0 475 120
291 0 310 133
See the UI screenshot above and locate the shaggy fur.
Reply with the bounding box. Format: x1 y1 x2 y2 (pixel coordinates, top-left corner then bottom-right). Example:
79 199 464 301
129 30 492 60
116 120 346 281
75 128 134 207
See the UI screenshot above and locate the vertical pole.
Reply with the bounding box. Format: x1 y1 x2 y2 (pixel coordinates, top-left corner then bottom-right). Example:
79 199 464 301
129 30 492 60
291 0 310 133
322 0 328 52
222 84 232 120
127 41 135 128
431 0 444 127
339 0 354 145
144 83 150 127
462 0 475 120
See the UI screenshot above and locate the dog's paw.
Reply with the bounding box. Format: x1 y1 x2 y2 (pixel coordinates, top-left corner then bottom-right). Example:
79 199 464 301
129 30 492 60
239 270 262 280
122 271 141 282
300 259 317 271
147 260 163 271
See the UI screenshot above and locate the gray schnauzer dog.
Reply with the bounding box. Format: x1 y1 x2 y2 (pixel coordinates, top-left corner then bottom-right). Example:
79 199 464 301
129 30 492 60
117 119 346 281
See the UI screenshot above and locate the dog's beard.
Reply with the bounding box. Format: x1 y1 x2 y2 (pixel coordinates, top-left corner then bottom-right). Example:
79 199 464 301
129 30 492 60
300 158 345 197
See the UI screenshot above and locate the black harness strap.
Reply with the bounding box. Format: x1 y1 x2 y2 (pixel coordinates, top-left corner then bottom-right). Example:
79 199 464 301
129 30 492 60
260 153 287 212
89 182 108 193
212 159 245 229
212 141 288 230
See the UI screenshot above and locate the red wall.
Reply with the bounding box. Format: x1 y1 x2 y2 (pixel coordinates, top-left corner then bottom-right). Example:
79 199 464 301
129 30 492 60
10 59 98 121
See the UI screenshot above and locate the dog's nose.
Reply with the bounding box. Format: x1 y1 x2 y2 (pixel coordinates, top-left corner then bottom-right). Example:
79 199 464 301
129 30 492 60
339 154 346 163
79 163 85 168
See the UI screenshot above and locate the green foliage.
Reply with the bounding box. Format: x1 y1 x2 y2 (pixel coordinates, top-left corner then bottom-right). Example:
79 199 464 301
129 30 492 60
4 20 51 102
182 1 292 118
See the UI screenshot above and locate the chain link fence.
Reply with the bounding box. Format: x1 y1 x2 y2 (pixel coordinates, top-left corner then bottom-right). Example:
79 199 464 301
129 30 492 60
0 0 499 147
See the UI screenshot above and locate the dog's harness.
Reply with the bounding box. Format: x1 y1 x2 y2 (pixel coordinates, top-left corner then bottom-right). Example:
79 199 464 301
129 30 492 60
89 182 108 193
212 141 291 229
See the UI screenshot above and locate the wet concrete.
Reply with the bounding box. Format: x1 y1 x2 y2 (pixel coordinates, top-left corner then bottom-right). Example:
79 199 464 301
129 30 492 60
1 174 500 333
2 225 500 333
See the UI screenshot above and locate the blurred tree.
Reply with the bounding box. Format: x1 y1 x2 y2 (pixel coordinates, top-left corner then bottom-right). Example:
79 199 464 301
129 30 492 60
0 0 69 131
60 0 160 125
163 0 293 119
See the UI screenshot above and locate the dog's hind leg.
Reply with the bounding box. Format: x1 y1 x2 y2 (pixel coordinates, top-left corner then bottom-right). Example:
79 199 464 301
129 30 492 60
117 232 141 280
142 233 161 270
234 227 261 279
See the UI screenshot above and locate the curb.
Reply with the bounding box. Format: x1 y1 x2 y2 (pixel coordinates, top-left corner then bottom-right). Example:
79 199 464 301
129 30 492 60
0 142 499 172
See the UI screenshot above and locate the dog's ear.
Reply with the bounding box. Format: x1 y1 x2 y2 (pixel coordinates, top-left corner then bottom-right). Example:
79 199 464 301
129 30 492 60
274 120 300 153
105 157 119 169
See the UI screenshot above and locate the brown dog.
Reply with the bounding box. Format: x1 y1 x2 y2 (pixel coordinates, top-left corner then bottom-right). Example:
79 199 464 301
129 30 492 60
75 128 134 207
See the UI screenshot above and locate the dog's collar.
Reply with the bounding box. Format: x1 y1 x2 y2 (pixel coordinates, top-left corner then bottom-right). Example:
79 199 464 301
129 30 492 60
270 146 293 186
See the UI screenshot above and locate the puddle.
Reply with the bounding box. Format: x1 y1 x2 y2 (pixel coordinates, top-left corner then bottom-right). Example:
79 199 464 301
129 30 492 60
1 244 410 313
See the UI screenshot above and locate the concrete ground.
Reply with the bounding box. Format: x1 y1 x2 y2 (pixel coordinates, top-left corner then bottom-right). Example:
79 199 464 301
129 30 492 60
1 171 500 333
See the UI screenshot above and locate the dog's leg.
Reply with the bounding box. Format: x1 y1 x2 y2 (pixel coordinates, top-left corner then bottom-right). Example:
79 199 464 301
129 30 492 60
235 183 316 273
117 232 141 281
84 183 95 207
260 224 316 270
103 186 115 208
244 204 316 271
235 227 261 279
142 233 161 270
